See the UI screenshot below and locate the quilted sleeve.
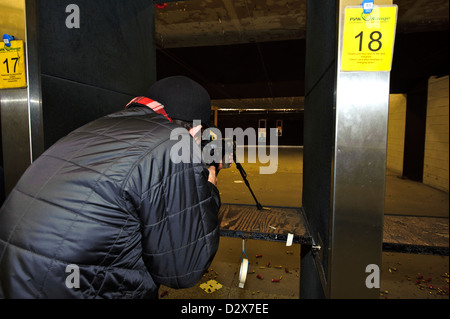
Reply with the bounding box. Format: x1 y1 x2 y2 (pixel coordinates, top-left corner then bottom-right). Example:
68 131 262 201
127 132 220 289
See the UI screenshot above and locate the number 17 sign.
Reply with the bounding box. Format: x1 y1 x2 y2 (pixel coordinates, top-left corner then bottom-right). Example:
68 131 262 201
0 40 27 89
341 5 398 72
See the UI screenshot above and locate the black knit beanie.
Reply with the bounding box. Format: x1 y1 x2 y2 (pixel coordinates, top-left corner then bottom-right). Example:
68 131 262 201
145 76 211 126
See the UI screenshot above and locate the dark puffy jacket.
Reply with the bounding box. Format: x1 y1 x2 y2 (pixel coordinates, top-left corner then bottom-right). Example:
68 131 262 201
0 106 220 299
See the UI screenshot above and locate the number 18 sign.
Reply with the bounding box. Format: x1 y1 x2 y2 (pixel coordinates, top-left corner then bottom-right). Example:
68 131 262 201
341 5 398 72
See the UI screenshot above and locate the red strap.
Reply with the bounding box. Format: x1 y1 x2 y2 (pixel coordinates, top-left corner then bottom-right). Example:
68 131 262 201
126 96 172 122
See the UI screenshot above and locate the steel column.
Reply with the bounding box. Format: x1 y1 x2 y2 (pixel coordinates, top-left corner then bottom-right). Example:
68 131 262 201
327 0 393 298
0 0 44 195
302 0 393 299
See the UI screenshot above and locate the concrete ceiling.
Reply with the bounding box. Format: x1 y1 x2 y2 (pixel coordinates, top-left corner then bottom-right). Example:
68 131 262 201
155 0 306 48
153 0 449 110
155 0 449 48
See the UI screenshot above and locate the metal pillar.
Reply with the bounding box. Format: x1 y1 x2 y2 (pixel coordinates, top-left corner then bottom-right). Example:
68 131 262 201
329 0 393 298
0 0 44 195
302 0 394 298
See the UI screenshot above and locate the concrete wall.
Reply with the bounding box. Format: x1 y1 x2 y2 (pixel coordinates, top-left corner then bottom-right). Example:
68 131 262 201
423 76 449 192
386 94 407 175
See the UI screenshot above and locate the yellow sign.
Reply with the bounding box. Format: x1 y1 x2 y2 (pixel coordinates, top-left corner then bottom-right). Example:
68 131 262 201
341 5 398 71
0 40 27 89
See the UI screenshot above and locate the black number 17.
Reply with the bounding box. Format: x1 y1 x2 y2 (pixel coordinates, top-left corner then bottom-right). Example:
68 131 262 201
3 57 19 73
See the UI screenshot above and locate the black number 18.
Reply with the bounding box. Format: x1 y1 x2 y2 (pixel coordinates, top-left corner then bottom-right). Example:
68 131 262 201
355 31 382 52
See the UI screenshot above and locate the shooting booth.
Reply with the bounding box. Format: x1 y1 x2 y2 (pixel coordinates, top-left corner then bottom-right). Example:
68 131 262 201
219 0 398 298
3 0 441 300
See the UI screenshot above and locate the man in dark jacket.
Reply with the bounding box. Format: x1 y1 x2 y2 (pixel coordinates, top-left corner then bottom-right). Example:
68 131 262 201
0 76 221 299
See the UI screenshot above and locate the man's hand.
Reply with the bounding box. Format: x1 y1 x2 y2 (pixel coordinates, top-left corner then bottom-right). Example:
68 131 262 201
207 164 222 186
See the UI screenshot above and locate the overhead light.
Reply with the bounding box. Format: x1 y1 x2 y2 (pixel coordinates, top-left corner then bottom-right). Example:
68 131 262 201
215 108 301 112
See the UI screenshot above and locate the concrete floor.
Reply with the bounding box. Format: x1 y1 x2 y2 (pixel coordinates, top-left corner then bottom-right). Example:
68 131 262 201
159 147 449 299
160 238 302 299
